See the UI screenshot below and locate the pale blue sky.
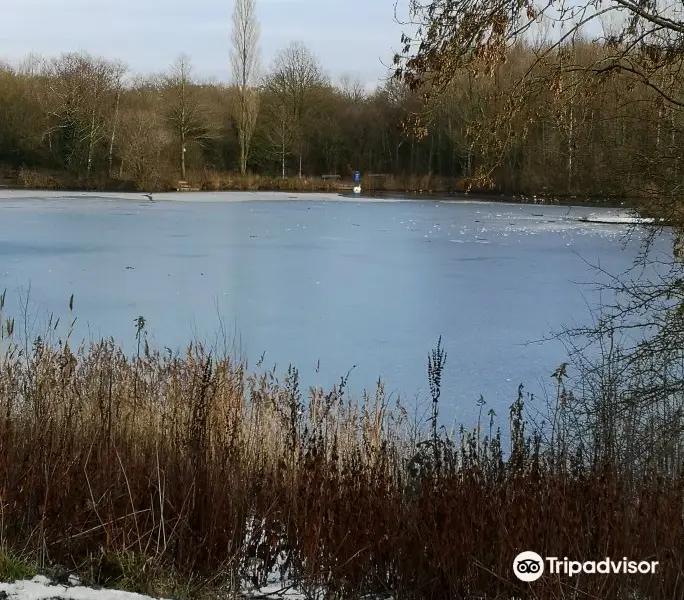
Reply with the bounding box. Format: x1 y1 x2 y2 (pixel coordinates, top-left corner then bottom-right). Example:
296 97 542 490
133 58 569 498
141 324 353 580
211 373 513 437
1 0 409 88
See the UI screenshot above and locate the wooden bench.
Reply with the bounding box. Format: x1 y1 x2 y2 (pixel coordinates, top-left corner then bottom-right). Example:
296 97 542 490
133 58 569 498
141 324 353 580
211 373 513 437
176 180 200 192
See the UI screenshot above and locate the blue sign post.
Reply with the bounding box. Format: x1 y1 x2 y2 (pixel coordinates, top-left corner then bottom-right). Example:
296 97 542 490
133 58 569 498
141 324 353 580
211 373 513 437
353 170 361 194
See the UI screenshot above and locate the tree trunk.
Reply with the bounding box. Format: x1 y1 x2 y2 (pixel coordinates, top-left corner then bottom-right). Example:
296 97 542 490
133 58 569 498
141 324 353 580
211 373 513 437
656 105 663 151
180 78 187 180
280 105 286 179
672 112 677 182
87 108 96 176
567 101 574 194
108 89 120 178
239 99 247 175
427 129 434 174
281 136 285 179
181 137 186 181
437 128 442 174
240 130 247 175
410 136 415 175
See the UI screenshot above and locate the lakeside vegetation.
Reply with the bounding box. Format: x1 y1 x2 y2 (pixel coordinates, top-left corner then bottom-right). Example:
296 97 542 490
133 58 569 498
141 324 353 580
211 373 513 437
2 165 479 197
0 301 681 599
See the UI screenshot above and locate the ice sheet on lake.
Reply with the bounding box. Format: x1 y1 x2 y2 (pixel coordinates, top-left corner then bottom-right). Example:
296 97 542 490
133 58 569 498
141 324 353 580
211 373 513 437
0 191 668 426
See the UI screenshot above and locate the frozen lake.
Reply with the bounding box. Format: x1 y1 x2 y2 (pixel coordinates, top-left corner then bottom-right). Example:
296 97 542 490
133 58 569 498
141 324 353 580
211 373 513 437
0 190 668 425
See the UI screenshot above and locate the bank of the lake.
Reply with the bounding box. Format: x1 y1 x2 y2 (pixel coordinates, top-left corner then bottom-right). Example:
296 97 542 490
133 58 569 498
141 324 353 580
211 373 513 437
2 167 471 195
1 167 632 207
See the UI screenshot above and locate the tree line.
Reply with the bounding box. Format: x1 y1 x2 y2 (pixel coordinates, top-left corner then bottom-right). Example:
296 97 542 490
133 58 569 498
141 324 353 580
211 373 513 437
0 47 421 190
0 4 682 201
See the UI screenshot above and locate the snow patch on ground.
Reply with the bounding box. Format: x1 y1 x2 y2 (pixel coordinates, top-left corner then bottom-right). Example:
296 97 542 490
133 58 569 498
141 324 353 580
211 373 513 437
0 575 311 600
0 576 169 600
242 583 305 599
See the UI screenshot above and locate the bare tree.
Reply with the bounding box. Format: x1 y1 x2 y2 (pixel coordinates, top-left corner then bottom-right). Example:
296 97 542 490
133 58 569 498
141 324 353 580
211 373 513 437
262 102 294 179
36 53 123 176
162 54 218 181
395 0 684 201
115 78 173 186
230 0 261 175
339 74 366 103
266 42 328 178
107 63 127 177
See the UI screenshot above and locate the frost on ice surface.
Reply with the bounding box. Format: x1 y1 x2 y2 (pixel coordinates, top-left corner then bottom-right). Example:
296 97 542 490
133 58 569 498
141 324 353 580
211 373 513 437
0 576 170 600
576 214 656 224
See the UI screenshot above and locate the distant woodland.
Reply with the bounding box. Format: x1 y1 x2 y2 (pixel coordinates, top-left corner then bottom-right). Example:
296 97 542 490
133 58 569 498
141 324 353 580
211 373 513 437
0 8 682 201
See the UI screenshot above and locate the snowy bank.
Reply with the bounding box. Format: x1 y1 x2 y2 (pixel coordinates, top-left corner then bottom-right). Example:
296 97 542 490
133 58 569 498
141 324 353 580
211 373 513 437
0 576 308 600
0 576 168 600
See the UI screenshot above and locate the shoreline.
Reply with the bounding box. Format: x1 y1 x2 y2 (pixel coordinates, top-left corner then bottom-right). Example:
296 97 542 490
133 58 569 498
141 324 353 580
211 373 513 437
0 187 630 210
0 168 631 209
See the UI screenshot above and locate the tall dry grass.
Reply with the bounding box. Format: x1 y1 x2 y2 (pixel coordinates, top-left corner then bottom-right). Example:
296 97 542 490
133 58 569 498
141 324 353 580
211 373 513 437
15 167 140 192
8 166 480 196
0 299 682 599
193 170 476 195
